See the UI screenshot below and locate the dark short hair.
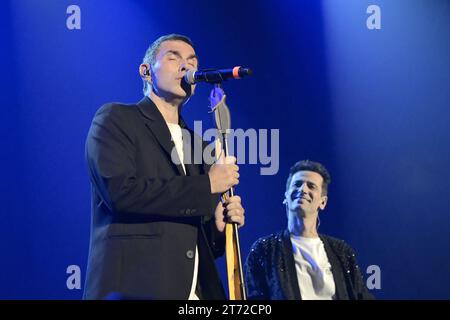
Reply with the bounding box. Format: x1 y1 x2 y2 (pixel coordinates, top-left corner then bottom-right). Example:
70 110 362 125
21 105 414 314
285 160 331 195
141 34 195 95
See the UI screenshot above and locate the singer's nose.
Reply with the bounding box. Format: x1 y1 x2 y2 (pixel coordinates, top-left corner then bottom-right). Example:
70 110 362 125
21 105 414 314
298 182 308 193
179 60 188 72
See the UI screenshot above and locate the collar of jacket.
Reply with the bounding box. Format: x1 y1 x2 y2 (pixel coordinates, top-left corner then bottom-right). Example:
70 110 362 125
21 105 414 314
136 96 188 128
136 96 187 176
280 229 350 300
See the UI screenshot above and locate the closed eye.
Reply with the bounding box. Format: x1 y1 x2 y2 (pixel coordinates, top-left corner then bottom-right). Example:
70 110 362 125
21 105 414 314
294 181 303 187
308 183 316 189
166 51 181 60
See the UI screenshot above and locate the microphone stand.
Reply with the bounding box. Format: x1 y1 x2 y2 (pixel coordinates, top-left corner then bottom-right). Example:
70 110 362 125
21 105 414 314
209 83 247 300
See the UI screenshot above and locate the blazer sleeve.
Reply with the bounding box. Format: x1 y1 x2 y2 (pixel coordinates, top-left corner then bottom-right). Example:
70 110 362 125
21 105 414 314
86 104 217 218
346 246 376 300
244 241 269 300
198 140 226 258
201 213 225 259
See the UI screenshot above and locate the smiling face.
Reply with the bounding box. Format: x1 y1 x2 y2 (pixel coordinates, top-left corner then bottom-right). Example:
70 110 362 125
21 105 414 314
145 40 198 103
286 170 328 218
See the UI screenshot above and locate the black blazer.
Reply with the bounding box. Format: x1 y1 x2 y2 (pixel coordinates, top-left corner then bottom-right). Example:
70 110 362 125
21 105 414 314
245 229 374 300
83 96 226 300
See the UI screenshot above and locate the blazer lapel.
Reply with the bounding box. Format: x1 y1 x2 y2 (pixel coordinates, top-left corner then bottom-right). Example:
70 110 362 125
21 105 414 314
281 230 302 300
179 117 207 177
320 235 349 300
137 96 186 176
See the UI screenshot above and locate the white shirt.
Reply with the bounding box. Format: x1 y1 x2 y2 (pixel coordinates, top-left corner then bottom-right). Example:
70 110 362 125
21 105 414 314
166 122 186 174
166 122 199 300
290 235 336 300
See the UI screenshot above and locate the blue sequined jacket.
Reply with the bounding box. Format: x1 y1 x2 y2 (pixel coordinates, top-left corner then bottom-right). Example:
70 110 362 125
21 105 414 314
244 229 374 300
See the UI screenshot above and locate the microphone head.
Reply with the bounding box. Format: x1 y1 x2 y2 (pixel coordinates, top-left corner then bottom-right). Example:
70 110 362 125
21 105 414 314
239 67 253 77
184 70 196 85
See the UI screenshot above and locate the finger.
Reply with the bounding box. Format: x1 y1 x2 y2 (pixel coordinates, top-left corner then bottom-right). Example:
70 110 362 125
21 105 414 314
227 176 239 186
225 156 237 165
228 195 241 203
216 150 225 164
226 208 245 217
228 215 245 226
215 201 224 211
225 165 239 175
223 196 242 207
224 202 242 211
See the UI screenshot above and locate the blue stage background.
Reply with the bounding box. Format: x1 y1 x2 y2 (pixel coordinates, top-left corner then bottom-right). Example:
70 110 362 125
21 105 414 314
1 0 449 299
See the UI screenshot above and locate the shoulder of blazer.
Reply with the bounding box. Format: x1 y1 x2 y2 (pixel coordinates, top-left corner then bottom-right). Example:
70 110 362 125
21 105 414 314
136 96 164 122
320 234 354 256
93 101 142 131
95 101 139 117
320 234 360 276
91 101 142 143
249 230 286 259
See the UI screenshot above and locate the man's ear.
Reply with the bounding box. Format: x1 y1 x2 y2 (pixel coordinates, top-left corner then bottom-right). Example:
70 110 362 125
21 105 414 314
283 191 289 204
139 63 151 81
319 195 328 211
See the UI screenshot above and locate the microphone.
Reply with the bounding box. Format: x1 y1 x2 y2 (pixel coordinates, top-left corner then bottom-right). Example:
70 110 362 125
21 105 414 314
184 66 253 84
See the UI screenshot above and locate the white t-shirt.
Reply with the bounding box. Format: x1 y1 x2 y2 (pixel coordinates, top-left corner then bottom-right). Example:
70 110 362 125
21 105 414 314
167 122 199 300
290 235 336 300
166 122 186 174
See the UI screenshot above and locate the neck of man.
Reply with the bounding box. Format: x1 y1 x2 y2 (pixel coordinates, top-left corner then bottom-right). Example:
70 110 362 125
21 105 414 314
288 211 319 238
149 90 184 124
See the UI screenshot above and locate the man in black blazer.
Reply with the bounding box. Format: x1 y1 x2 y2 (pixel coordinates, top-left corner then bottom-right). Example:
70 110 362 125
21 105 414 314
84 34 245 300
245 160 373 300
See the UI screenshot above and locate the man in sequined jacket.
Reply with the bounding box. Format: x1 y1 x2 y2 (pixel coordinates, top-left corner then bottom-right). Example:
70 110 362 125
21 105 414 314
245 160 374 300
